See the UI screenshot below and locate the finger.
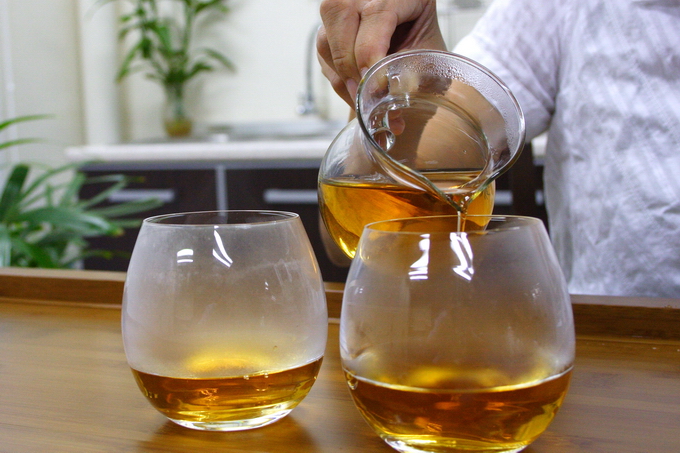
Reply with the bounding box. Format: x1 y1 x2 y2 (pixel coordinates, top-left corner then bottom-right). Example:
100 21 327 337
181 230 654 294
318 50 355 106
388 109 406 135
319 0 363 83
354 1 401 73
354 0 445 72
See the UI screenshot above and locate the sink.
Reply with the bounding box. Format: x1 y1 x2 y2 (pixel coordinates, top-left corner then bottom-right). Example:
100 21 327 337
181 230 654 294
205 119 346 142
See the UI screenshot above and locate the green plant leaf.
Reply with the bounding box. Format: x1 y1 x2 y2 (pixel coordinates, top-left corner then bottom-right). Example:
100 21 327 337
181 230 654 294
153 22 174 54
195 0 230 15
35 229 87 246
66 247 132 268
0 114 51 152
16 207 123 237
0 138 42 150
140 35 155 59
0 164 29 221
118 22 138 40
88 197 163 218
58 172 86 207
0 224 11 267
109 0 235 86
185 61 214 79
108 218 146 229
0 114 51 133
10 236 59 268
1 115 160 269
77 174 129 209
200 47 236 71
19 163 80 207
82 173 137 185
117 40 145 81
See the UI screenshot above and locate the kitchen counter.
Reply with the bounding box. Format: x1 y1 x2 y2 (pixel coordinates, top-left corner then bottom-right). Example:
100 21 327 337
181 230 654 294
65 137 335 166
65 120 346 166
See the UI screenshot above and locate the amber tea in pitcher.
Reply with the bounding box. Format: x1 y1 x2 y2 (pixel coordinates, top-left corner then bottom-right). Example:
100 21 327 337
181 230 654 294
318 50 525 258
319 178 495 258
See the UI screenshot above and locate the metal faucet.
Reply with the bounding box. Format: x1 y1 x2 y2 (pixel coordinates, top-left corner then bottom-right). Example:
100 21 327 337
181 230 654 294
297 23 321 116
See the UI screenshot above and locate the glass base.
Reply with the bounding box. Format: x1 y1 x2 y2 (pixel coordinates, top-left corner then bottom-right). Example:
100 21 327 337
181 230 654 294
168 409 292 431
384 437 529 453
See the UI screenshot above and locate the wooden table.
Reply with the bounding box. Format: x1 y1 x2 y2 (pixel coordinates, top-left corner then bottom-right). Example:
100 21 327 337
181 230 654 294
1 268 679 452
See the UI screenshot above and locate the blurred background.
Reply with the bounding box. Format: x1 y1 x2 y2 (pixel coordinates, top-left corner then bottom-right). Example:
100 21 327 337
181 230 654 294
0 0 492 166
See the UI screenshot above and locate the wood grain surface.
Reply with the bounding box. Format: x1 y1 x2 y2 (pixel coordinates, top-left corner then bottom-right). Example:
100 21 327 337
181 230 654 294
0 268 678 452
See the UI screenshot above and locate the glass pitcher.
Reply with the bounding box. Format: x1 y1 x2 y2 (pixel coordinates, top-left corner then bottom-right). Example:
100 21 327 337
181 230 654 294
318 50 525 258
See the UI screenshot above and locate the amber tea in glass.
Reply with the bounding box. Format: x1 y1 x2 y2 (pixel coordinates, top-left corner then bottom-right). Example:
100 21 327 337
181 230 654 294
122 210 328 431
341 215 575 452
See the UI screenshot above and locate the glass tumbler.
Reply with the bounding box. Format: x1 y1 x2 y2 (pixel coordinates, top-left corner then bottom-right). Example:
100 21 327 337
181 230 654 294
122 210 328 431
341 215 574 452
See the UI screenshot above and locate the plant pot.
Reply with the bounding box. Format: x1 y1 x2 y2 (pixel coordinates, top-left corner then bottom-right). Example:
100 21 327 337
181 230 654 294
163 84 193 138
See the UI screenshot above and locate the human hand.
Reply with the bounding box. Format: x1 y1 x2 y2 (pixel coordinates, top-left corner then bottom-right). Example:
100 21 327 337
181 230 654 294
317 0 446 106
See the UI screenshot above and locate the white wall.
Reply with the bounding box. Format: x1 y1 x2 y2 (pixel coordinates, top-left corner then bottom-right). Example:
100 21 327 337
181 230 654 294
0 0 84 167
0 0 492 165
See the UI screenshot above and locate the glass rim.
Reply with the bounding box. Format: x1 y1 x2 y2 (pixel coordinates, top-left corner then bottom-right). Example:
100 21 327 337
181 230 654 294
354 48 527 196
363 214 544 235
142 210 300 227
355 49 525 136
357 50 519 101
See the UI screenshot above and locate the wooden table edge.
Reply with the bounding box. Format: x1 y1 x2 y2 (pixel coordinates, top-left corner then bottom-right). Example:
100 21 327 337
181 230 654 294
1 267 678 340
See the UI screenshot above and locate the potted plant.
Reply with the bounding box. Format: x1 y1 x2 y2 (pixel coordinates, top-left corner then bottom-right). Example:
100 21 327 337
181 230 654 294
107 0 236 137
0 115 163 268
